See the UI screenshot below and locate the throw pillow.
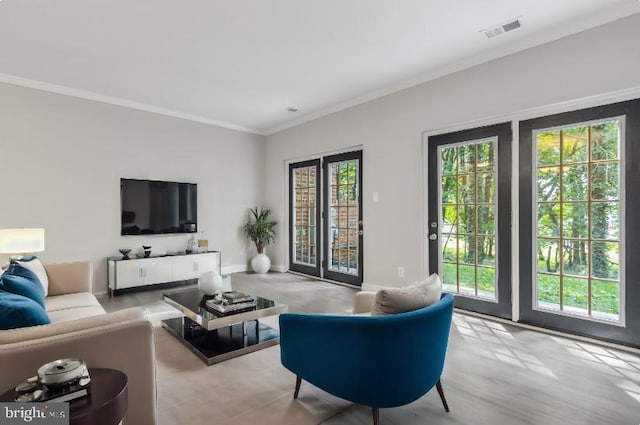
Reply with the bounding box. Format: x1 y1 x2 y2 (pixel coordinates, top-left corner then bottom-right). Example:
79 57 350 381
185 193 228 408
0 290 51 330
0 273 46 308
371 274 442 316
6 256 49 296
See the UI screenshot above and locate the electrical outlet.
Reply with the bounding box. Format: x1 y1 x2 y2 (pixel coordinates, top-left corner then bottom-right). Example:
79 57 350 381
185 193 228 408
397 266 405 278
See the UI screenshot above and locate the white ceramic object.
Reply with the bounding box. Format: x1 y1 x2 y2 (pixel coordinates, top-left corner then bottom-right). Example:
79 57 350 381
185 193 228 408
198 271 225 295
251 253 271 274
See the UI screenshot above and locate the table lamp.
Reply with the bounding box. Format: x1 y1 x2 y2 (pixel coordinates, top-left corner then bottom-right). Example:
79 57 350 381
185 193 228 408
0 228 45 259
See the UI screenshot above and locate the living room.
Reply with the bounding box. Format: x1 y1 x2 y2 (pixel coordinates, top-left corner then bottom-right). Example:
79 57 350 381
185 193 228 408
1 1 640 424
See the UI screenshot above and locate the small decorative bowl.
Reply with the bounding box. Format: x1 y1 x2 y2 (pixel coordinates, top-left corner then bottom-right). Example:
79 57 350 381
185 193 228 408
118 249 132 259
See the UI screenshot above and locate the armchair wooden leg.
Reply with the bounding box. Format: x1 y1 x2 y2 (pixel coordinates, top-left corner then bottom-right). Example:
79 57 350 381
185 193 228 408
435 379 450 412
372 407 379 425
293 376 302 399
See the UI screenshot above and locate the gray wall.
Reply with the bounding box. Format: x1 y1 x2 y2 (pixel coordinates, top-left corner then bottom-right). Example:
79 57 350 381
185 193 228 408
0 83 265 293
265 13 640 287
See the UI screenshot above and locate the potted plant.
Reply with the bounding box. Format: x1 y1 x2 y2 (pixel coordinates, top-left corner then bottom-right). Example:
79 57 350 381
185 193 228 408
243 206 277 273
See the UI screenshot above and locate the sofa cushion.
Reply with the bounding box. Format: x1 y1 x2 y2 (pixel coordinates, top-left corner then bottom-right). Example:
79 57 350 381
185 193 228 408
45 293 103 312
0 307 145 345
371 274 442 316
0 290 51 330
47 306 106 323
5 257 49 296
0 273 46 308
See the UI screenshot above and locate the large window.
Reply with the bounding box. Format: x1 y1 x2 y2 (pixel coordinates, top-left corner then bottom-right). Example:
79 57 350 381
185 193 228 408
534 119 623 322
519 99 640 347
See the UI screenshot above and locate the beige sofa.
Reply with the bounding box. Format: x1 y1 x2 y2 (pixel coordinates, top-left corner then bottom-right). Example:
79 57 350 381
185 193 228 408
0 261 157 425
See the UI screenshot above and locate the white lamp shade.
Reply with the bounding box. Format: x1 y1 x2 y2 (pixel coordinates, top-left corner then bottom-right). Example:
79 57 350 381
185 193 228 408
0 228 45 254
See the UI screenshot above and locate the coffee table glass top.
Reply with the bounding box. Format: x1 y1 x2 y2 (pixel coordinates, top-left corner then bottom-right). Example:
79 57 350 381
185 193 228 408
162 287 287 331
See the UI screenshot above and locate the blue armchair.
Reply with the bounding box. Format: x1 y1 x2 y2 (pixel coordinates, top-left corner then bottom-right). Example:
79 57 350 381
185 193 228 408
279 293 454 425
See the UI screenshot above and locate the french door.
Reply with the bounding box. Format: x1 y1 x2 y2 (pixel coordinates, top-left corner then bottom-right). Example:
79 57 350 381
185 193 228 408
323 151 363 285
428 123 512 319
289 151 363 286
519 99 640 346
289 159 321 277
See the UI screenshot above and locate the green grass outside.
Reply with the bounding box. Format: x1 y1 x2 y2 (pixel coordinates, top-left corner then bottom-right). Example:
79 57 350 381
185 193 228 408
443 263 494 293
536 273 619 314
443 262 619 315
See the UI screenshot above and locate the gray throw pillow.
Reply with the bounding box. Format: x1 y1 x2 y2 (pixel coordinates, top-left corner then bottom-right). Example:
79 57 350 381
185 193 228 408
371 274 442 316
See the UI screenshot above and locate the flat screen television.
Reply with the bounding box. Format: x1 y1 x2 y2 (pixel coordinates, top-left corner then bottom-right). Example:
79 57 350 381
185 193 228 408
120 178 197 235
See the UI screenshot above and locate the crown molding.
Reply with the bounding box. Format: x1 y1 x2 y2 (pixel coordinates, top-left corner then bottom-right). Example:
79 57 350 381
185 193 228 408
0 73 265 135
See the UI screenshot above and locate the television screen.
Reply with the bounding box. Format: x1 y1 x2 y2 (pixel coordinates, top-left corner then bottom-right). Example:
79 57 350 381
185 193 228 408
120 179 197 235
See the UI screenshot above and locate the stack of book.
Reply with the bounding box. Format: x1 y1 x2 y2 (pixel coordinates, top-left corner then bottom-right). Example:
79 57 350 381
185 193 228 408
222 291 254 304
205 291 256 315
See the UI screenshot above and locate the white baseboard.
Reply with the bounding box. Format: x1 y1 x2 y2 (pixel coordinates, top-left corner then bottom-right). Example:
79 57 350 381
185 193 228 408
222 264 248 275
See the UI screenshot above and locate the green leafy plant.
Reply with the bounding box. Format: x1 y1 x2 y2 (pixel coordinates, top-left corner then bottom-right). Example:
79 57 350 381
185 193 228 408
243 207 277 254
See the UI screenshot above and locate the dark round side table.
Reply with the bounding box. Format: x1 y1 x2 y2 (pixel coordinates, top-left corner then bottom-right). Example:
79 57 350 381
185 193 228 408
0 368 128 425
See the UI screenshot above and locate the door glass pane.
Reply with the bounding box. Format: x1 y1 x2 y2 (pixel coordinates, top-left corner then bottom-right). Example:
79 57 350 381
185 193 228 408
457 235 475 265
538 274 561 309
348 229 358 249
478 267 495 298
292 165 317 267
478 236 495 267
328 159 360 276
562 126 588 163
562 203 588 239
534 119 622 322
538 239 560 274
349 249 358 273
309 245 316 265
537 167 560 202
537 204 560 237
440 138 497 300
537 130 561 166
562 165 587 201
562 240 588 277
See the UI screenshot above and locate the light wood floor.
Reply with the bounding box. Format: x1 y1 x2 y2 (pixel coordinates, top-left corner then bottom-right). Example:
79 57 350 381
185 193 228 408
98 272 640 425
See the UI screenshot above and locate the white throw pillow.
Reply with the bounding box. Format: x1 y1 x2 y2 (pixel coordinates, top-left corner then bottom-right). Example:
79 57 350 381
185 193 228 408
14 257 49 296
371 274 442 316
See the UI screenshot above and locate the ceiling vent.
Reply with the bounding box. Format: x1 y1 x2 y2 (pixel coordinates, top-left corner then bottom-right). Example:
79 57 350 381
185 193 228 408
482 17 522 39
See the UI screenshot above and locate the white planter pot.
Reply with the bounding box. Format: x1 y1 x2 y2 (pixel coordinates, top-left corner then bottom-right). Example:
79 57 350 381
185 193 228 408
251 253 271 274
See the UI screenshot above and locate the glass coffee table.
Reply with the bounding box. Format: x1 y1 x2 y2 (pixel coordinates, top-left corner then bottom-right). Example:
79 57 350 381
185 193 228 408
161 287 288 365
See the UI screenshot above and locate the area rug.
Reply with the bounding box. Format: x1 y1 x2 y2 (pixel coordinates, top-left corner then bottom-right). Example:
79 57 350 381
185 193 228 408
154 322 352 425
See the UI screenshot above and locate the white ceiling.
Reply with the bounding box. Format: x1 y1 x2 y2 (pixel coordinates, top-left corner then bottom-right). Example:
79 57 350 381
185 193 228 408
1 0 638 135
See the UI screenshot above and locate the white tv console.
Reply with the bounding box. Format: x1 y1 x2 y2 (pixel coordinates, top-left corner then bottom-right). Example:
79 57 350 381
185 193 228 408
107 251 221 296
